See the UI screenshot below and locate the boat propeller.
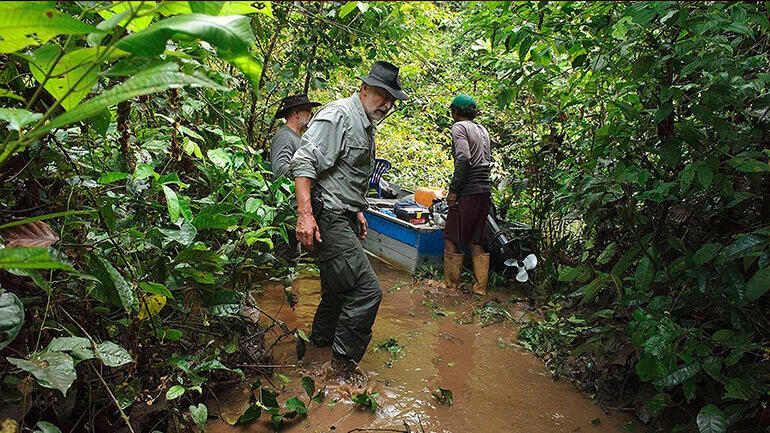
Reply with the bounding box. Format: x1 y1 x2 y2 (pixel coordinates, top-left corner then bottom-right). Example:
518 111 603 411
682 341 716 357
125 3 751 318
504 254 537 282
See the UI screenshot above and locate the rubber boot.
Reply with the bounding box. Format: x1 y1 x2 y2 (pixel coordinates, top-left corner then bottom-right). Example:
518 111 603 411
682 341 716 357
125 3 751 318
471 253 490 295
443 250 464 291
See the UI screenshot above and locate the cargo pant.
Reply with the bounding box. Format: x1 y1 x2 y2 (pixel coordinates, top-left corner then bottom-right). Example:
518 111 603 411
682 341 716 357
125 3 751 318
310 210 382 362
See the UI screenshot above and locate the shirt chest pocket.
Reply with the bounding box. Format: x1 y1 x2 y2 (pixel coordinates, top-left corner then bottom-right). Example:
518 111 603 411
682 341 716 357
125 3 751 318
344 143 373 176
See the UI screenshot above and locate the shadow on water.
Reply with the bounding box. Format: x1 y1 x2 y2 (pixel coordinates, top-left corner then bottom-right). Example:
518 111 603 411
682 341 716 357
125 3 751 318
208 259 636 433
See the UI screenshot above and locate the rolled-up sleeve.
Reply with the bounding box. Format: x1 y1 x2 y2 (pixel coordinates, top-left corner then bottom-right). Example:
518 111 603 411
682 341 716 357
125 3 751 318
290 109 347 180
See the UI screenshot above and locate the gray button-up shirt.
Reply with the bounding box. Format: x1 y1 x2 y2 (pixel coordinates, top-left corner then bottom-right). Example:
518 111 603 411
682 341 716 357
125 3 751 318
270 125 301 181
290 92 375 213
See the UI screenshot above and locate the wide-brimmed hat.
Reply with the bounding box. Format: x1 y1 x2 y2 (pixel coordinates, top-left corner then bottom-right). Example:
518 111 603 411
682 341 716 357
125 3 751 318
357 60 408 101
274 94 321 119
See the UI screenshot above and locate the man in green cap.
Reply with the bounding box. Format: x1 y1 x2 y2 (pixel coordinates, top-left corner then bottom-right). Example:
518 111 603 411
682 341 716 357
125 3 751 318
290 61 407 379
443 94 492 295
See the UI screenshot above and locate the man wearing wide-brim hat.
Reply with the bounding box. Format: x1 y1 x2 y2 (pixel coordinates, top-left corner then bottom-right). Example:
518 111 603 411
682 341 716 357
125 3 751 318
290 60 407 379
270 94 321 181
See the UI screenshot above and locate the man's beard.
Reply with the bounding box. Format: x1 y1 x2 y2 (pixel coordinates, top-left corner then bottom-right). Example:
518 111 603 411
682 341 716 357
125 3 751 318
366 106 389 121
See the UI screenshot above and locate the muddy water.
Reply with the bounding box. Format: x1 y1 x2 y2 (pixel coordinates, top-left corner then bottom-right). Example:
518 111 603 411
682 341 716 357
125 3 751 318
208 260 635 433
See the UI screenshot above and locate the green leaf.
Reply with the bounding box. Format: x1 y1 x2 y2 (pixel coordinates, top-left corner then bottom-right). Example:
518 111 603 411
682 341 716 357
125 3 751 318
596 242 616 265
695 163 714 189
166 385 185 400
285 396 307 415
0 247 73 270
95 256 138 312
339 1 358 18
301 376 315 398
716 234 766 265
98 1 156 32
189 1 224 15
189 403 208 428
634 256 653 291
28 45 126 110
162 185 181 223
45 336 93 361
0 289 24 350
557 265 581 282
28 64 227 142
728 157 770 172
207 148 232 168
8 351 77 395
655 103 674 123
0 89 24 101
192 214 238 230
96 341 132 367
431 386 453 406
636 356 663 382
205 290 241 316
693 243 722 265
654 363 700 388
0 4 95 53
237 403 261 424
745 266 770 301
158 222 197 246
139 282 174 300
33 421 63 433
0 108 42 131
117 14 253 56
97 172 130 184
696 405 726 433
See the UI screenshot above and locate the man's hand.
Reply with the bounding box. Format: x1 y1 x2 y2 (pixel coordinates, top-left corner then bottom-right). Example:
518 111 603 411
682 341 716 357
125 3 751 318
296 211 321 252
446 192 458 209
356 211 368 240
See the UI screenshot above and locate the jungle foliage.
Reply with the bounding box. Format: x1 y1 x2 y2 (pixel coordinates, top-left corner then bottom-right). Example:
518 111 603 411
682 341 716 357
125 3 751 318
0 2 769 433
459 2 770 432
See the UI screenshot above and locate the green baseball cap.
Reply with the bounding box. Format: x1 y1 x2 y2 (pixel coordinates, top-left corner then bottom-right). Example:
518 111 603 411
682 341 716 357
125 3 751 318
450 93 476 110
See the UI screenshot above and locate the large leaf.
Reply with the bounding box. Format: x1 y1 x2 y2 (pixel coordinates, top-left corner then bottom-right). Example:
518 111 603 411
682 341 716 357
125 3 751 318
0 221 59 247
0 3 95 53
696 405 726 433
28 45 127 110
0 247 73 270
745 266 770 301
34 421 63 433
98 1 156 32
115 13 260 84
715 234 766 265
95 341 133 367
189 1 224 15
162 185 181 223
7 351 77 395
0 108 42 131
27 63 227 141
634 256 653 291
95 256 139 312
116 14 254 56
189 403 208 429
45 336 94 361
0 289 24 350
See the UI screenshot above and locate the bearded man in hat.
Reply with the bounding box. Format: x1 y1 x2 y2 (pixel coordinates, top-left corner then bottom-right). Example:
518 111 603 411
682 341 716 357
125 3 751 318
290 61 407 377
270 94 321 181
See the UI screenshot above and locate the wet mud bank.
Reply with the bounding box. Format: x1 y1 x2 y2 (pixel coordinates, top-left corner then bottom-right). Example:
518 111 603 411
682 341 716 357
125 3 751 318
208 260 636 433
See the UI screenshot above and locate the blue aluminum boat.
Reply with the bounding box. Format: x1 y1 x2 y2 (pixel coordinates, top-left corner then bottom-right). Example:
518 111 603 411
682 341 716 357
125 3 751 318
362 199 444 272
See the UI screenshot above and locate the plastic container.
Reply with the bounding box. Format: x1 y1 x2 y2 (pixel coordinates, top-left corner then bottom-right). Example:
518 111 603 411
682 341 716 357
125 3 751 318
415 187 445 208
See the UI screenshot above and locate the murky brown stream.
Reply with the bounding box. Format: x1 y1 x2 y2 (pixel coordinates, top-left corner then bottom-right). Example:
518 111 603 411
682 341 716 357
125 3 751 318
208 259 635 433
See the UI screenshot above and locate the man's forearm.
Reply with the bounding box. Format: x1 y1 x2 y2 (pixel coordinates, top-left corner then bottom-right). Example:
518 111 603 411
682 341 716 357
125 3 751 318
295 177 314 215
